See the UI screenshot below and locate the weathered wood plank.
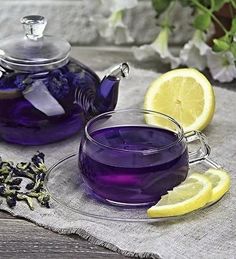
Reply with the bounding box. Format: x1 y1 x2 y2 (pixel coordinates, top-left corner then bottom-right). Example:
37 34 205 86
0 210 13 219
0 219 128 259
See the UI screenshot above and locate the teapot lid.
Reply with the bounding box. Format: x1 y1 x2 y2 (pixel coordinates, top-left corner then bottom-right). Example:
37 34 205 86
0 15 71 72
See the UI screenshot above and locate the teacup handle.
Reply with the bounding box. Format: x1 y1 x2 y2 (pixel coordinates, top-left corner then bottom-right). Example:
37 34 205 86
185 131 221 168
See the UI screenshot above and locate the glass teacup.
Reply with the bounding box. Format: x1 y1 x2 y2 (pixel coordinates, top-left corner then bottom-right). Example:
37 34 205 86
78 109 210 207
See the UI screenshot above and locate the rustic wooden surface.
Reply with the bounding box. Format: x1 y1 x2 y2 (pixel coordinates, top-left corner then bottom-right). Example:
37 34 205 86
0 46 234 259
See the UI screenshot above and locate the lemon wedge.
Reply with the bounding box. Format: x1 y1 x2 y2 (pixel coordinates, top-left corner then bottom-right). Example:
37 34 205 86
144 68 215 132
147 173 212 218
204 169 231 204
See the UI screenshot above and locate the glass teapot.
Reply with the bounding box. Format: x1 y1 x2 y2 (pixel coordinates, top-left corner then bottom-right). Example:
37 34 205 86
0 15 129 145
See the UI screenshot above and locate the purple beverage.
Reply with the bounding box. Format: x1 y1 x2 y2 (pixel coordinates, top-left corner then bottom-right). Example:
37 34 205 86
0 59 124 145
79 125 189 206
0 14 128 145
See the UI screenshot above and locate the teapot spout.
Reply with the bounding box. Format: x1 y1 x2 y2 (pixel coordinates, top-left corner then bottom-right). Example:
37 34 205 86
92 62 129 114
106 62 130 79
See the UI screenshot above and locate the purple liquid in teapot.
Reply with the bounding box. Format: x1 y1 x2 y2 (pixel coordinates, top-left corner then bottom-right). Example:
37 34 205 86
0 15 127 145
79 126 189 206
0 59 119 145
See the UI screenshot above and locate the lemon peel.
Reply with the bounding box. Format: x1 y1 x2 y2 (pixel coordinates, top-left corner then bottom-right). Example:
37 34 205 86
147 173 212 218
144 68 215 132
204 169 231 204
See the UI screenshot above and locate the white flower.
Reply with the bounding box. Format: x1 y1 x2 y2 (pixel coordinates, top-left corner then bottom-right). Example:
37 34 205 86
164 1 194 44
180 30 211 70
96 11 134 44
133 27 180 69
94 0 138 44
101 0 138 12
206 51 236 82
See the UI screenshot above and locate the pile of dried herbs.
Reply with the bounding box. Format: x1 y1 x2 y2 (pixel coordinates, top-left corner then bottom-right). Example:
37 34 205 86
0 151 50 210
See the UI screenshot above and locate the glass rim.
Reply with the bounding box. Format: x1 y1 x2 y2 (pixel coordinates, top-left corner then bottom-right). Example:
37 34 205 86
84 108 185 153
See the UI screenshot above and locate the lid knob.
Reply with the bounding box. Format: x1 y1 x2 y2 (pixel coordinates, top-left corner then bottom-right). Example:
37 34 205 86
21 15 47 40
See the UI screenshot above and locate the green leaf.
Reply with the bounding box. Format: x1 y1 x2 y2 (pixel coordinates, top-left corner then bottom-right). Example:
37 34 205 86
231 0 236 8
193 13 212 31
230 42 236 57
152 0 172 14
199 0 211 8
213 38 231 51
220 34 232 43
230 17 236 34
213 0 230 11
181 0 193 6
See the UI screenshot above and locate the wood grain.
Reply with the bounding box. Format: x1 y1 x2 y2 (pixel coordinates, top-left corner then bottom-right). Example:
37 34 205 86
0 218 128 259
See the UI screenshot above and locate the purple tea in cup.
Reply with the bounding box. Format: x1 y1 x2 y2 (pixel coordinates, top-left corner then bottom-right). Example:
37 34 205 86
79 109 209 206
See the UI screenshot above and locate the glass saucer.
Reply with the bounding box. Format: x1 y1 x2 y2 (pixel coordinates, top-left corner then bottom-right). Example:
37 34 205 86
45 153 221 222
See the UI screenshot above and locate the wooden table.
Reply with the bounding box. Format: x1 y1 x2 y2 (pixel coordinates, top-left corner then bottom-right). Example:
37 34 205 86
0 47 234 259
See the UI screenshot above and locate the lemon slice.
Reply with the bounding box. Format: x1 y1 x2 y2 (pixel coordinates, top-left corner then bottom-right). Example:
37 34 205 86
204 169 231 204
147 173 212 218
144 68 215 132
